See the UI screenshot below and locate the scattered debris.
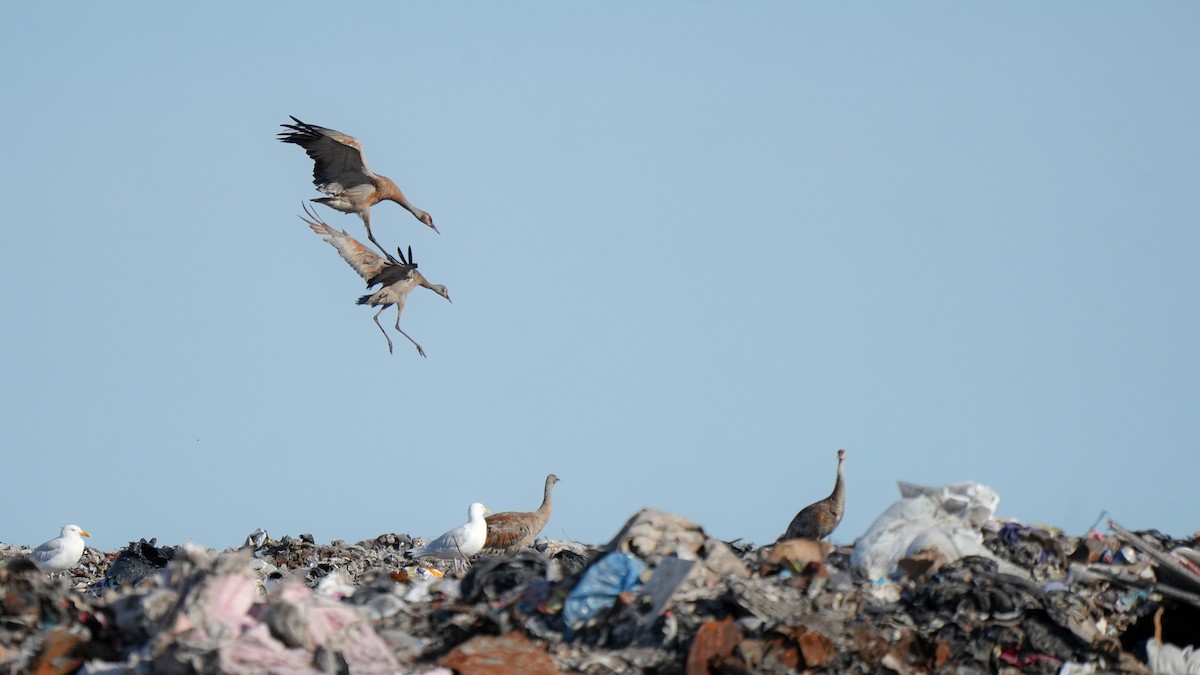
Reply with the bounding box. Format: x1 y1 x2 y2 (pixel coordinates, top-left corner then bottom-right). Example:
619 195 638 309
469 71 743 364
2 494 1199 674
105 538 175 590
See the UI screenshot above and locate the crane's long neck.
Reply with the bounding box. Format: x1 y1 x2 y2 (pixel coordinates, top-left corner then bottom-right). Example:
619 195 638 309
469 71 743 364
402 202 430 222
830 459 845 505
379 180 422 216
537 479 555 518
417 275 445 295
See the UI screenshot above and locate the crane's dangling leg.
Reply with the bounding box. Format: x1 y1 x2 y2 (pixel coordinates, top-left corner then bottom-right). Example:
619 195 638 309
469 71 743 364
361 210 389 255
394 307 426 358
372 306 394 354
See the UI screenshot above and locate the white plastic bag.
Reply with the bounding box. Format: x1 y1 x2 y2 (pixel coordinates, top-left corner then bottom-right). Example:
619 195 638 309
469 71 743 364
850 481 1001 581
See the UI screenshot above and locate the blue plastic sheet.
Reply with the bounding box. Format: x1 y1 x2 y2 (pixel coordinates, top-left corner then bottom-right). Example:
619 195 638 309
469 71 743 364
562 552 647 636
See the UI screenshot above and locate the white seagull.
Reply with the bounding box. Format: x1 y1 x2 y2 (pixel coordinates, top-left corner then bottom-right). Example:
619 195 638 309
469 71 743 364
31 524 91 573
405 503 490 572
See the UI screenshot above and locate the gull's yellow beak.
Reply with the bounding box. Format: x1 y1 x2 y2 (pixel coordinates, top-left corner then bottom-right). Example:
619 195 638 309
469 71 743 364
80 531 91 537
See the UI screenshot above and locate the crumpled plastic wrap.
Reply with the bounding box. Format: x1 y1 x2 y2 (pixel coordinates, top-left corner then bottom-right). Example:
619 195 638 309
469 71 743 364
850 481 1003 581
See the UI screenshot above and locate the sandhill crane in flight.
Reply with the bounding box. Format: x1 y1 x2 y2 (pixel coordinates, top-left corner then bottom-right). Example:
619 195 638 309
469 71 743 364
301 205 451 357
280 116 438 253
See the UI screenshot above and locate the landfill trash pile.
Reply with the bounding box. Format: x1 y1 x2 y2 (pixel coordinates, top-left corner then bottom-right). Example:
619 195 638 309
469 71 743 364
3 486 1200 674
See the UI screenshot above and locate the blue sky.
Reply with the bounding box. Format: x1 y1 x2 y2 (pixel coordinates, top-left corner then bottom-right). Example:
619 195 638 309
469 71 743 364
2 4 1197 552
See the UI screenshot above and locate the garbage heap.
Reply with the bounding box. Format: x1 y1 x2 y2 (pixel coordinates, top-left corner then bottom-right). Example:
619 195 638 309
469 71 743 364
2 488 1200 674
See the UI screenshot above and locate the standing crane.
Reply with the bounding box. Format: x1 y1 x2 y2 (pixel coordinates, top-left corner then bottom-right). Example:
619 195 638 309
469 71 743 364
778 449 846 542
301 205 451 357
483 474 560 554
280 116 438 253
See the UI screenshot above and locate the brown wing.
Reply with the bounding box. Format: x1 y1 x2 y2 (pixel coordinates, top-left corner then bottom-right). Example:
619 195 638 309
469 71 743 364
301 205 387 282
483 512 539 552
278 116 377 193
782 500 836 541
